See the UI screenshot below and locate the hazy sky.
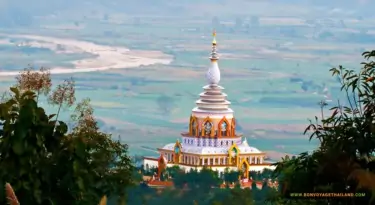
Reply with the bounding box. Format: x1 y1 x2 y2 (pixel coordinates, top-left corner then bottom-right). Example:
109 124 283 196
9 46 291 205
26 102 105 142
0 0 373 26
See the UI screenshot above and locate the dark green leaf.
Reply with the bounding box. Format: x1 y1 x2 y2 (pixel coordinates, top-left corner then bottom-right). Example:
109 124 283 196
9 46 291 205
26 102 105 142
12 140 24 155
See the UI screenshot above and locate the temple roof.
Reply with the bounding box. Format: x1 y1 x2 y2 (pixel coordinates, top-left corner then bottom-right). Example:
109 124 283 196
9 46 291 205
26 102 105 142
206 30 220 85
160 141 262 155
191 107 233 113
191 32 234 113
194 84 232 112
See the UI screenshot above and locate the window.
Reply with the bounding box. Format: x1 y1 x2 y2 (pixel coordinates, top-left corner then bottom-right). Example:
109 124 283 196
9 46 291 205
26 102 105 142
192 120 197 136
145 164 149 171
204 122 213 136
221 141 223 146
174 146 180 154
221 121 228 136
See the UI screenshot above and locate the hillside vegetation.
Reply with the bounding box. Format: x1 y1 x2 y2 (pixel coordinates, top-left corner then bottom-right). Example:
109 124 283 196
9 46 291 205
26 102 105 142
0 67 134 205
2 50 375 204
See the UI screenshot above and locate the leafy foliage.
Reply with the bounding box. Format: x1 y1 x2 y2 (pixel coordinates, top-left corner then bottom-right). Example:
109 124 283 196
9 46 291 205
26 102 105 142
133 165 276 205
272 50 375 205
0 83 133 204
210 188 254 205
15 66 52 102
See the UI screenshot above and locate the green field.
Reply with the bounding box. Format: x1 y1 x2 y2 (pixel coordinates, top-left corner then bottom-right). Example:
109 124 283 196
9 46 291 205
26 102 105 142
0 5 374 159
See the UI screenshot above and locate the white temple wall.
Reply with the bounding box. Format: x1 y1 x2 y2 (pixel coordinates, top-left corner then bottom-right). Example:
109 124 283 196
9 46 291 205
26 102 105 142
167 164 275 173
143 158 159 170
182 136 242 147
192 112 233 120
143 158 275 172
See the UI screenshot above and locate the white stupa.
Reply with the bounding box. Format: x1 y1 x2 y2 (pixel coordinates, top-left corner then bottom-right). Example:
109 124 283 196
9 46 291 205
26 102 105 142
143 30 275 179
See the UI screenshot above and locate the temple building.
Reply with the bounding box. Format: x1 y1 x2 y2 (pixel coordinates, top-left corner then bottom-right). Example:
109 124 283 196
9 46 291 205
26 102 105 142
143 31 275 180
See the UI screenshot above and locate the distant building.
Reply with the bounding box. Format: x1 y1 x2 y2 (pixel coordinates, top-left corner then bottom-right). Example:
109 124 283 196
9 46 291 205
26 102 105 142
143 31 275 180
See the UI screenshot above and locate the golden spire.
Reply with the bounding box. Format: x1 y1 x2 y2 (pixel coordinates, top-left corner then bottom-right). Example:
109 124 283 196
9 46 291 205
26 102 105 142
212 29 217 45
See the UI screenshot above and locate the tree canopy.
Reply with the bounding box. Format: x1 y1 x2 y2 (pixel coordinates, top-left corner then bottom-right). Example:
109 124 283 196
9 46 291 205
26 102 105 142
4 50 375 205
272 50 375 205
0 67 134 205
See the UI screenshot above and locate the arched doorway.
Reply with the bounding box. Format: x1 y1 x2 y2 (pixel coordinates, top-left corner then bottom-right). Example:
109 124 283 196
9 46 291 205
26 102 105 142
157 155 167 178
204 121 213 136
173 140 182 163
218 117 230 137
202 117 215 137
190 116 198 136
221 121 228 136
239 159 250 179
228 144 240 166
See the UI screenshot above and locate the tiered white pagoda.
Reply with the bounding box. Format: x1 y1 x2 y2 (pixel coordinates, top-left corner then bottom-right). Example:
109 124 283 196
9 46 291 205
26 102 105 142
143 31 275 179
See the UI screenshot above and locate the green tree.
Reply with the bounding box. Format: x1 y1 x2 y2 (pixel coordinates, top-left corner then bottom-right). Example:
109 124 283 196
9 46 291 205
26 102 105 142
0 77 134 204
211 188 254 205
223 168 239 184
165 165 181 178
272 50 375 204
